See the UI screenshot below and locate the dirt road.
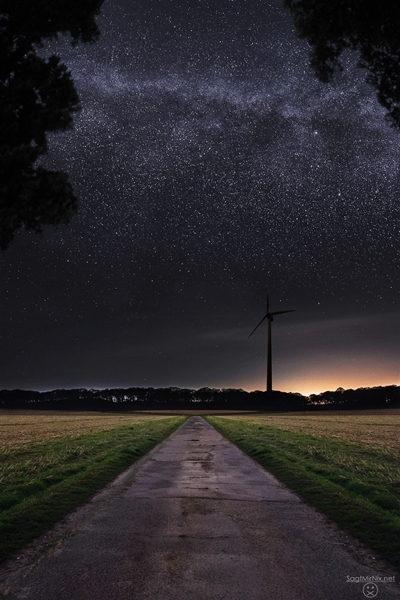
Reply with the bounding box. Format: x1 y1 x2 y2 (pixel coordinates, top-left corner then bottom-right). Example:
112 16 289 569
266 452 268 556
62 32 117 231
1 417 398 599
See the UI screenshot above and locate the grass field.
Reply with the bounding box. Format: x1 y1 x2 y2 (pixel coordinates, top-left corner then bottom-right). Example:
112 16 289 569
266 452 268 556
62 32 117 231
207 410 400 570
0 411 182 448
0 412 185 564
214 410 400 450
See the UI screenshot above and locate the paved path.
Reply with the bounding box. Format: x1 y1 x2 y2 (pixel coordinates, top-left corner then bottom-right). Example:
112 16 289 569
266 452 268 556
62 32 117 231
1 417 398 599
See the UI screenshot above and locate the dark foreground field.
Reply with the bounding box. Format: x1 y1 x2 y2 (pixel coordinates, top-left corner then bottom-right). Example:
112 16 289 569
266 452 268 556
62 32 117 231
0 413 185 564
207 410 400 569
1 409 399 572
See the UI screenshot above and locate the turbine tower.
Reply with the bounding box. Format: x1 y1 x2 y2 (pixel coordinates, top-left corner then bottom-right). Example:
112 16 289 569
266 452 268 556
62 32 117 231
249 295 294 393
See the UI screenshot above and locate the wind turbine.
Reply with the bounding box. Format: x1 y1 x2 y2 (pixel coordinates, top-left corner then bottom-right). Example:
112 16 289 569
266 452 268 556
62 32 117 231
249 295 294 393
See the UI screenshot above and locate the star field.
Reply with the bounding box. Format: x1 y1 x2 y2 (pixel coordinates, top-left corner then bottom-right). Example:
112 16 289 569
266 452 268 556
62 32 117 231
1 0 399 394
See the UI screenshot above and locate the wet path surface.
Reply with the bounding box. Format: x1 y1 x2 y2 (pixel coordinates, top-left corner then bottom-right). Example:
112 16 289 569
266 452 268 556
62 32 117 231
1 417 398 599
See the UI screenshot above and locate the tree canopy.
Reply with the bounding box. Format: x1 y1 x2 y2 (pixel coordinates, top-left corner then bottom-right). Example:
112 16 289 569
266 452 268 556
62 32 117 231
0 0 104 250
285 0 400 128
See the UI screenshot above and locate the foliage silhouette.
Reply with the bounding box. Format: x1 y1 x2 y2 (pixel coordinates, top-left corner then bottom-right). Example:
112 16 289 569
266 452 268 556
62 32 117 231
0 385 398 411
0 0 104 249
285 0 400 128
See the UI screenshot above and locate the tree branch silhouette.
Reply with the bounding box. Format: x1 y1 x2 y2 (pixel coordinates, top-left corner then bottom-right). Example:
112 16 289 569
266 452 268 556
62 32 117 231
285 0 400 128
0 0 104 249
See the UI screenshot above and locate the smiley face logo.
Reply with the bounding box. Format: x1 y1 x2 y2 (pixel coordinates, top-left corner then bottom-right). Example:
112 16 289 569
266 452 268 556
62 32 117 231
363 582 378 598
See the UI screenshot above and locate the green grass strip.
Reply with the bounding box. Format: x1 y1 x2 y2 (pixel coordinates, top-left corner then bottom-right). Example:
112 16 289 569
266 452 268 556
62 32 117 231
206 416 400 570
0 417 185 564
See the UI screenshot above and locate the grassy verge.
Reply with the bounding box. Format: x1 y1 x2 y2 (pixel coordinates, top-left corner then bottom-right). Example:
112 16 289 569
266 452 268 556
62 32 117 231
0 416 185 564
206 416 400 570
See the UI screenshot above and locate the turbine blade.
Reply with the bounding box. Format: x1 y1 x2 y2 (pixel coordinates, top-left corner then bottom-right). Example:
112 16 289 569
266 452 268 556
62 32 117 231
248 313 268 338
269 309 295 316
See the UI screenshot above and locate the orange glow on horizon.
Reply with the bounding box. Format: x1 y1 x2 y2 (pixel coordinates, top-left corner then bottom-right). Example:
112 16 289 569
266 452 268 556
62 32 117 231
234 311 399 396
241 365 399 396
241 377 398 396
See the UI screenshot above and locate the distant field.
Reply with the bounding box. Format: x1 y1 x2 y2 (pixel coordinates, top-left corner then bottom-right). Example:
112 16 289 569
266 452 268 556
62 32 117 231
207 410 400 570
0 412 185 564
216 409 400 451
0 410 180 449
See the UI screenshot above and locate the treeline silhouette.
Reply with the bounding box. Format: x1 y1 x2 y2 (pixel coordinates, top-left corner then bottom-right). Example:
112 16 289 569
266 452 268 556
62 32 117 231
0 385 398 411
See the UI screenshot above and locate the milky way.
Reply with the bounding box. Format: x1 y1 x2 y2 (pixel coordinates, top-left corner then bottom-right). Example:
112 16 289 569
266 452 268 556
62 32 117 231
1 0 399 393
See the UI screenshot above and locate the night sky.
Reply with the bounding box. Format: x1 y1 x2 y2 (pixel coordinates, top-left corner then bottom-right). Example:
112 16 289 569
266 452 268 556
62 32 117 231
1 0 399 395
